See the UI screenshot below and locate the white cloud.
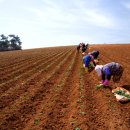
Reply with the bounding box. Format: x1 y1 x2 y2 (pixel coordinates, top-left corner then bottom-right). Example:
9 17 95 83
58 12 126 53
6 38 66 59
26 8 72 29
27 0 115 29
84 9 115 28
73 0 115 28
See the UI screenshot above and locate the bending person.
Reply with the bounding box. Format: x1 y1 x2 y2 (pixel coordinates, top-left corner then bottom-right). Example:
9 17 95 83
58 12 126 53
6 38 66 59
95 62 124 86
83 50 99 73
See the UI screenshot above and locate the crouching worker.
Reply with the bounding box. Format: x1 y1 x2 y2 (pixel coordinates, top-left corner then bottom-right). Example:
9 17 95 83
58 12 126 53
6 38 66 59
88 50 99 60
83 50 99 73
82 43 89 55
77 42 86 55
95 62 124 86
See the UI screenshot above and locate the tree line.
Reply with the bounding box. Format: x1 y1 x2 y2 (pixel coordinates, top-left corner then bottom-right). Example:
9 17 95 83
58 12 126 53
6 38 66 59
0 34 22 51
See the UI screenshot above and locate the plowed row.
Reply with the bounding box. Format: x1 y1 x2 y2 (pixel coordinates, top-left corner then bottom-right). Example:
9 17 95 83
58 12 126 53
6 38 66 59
0 44 130 130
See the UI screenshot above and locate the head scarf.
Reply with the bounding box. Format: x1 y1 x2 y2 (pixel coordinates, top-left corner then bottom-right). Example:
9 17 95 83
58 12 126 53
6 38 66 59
95 65 103 76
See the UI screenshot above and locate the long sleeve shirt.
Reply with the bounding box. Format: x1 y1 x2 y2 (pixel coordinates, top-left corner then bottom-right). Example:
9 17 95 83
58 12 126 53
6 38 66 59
89 51 99 59
102 62 120 80
83 54 95 68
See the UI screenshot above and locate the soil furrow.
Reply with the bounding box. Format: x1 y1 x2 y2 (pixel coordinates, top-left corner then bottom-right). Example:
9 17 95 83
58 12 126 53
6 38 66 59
0 49 72 109
40 52 80 130
0 51 59 79
0 47 69 68
0 49 71 94
0 45 130 130
0 49 76 129
0 50 66 84
22 51 78 130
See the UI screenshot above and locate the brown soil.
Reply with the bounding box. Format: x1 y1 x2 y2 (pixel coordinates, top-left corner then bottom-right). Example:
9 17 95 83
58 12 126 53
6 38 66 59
0 44 130 130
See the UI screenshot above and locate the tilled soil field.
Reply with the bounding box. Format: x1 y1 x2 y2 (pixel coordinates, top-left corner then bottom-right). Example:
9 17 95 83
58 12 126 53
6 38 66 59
0 44 130 130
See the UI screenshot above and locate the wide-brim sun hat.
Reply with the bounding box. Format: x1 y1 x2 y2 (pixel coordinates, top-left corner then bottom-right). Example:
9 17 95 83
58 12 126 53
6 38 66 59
95 65 103 76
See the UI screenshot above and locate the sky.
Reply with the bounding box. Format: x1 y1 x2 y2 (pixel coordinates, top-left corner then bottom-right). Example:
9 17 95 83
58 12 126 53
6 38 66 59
0 0 130 49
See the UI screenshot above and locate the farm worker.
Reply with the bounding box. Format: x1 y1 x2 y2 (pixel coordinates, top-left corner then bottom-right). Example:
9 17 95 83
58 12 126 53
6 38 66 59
77 42 83 53
81 42 86 55
83 50 99 73
77 42 88 55
88 50 99 59
95 62 124 86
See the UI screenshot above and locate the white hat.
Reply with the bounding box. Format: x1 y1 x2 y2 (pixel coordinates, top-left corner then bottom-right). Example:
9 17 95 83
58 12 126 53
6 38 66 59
95 65 103 76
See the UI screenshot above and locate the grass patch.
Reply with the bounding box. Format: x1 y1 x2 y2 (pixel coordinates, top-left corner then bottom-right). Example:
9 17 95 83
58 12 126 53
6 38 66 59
96 84 103 90
34 118 40 125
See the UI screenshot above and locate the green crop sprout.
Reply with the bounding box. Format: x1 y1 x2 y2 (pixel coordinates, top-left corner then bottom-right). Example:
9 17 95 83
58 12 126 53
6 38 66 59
96 84 103 90
114 90 130 99
75 128 80 130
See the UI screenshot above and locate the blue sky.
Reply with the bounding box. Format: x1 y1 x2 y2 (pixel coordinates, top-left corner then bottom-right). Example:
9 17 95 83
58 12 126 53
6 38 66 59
0 0 130 49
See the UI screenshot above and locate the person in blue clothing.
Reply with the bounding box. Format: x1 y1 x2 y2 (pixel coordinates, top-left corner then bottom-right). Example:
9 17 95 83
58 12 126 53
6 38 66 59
95 62 124 86
83 50 99 73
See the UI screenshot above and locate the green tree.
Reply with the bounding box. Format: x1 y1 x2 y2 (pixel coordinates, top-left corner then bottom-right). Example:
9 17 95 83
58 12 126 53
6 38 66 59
0 34 9 51
9 34 22 50
0 34 22 51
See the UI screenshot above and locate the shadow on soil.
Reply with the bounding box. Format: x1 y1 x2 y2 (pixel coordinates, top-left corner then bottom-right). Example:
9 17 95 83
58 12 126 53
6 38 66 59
122 85 130 91
103 85 112 91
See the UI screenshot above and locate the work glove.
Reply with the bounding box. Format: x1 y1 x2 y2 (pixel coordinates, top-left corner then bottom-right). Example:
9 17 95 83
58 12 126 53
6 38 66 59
89 62 95 68
85 67 88 73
